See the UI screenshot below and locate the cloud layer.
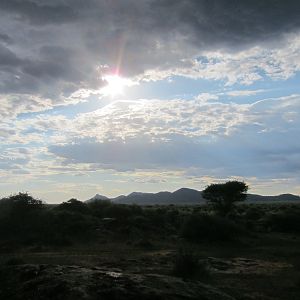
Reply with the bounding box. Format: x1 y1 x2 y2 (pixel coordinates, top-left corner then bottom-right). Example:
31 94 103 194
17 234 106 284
1 1 300 106
2 95 295 180
1 1 300 200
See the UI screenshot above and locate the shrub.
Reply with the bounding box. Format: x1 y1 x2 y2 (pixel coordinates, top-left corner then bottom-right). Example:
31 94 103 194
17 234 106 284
181 214 243 242
244 206 264 221
128 215 151 230
104 204 133 220
87 200 112 218
55 199 90 214
264 210 300 233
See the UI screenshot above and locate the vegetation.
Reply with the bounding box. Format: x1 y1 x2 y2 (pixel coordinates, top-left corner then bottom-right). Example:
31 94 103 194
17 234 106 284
202 181 248 216
0 190 300 299
181 213 243 242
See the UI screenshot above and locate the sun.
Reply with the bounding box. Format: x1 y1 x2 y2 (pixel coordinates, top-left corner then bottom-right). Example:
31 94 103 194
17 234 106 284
101 75 134 97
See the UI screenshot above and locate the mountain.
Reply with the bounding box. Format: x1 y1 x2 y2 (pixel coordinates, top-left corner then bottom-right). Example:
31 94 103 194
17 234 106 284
86 189 300 205
87 188 204 205
86 194 110 203
246 193 300 203
112 191 176 205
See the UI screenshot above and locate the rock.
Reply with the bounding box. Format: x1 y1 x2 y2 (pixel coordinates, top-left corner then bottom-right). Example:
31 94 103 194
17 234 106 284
0 264 235 300
207 257 291 275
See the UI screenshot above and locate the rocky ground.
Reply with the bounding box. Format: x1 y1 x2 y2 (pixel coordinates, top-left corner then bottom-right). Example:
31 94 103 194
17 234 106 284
0 263 234 300
0 251 299 300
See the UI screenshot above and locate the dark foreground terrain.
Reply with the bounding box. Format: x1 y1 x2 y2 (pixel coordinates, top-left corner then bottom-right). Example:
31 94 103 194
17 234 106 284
1 193 300 299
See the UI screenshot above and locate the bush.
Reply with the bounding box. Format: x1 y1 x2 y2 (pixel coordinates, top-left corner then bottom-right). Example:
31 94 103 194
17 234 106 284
264 210 300 233
87 200 112 218
104 204 133 220
0 192 43 218
55 199 90 214
244 206 264 221
181 214 243 242
0 193 46 243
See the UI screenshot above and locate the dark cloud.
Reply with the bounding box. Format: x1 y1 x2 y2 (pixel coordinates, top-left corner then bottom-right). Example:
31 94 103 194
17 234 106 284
0 0 77 25
0 0 300 100
0 44 21 66
0 32 13 44
151 0 300 49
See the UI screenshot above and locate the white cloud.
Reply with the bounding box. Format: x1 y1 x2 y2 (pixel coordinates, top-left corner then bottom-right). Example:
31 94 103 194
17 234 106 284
0 94 299 188
195 93 219 102
225 89 266 97
140 34 300 85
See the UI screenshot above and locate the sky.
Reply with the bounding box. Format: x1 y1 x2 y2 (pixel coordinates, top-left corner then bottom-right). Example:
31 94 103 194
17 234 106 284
0 0 300 203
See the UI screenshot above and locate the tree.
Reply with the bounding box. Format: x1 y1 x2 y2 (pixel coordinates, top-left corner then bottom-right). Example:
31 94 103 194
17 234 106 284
1 193 44 238
202 181 248 216
7 192 44 216
56 198 89 214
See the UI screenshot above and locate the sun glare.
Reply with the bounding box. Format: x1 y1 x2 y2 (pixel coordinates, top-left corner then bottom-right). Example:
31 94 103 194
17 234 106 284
101 75 134 97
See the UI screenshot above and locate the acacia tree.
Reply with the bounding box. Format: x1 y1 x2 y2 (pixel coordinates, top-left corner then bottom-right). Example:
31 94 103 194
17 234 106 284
202 181 248 216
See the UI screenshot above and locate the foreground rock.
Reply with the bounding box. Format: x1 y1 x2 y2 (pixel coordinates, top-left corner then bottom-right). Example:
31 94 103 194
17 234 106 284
206 257 291 275
0 264 235 300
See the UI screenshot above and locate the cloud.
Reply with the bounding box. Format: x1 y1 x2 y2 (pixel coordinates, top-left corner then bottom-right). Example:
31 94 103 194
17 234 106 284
195 93 219 102
0 0 77 25
0 146 31 172
43 95 300 179
0 32 13 44
1 93 299 197
0 44 21 66
0 0 300 115
225 89 266 97
1 1 300 198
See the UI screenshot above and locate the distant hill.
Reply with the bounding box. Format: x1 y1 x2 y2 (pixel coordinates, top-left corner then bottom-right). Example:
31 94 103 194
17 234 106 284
86 189 300 205
85 194 110 203
111 188 203 205
246 193 300 203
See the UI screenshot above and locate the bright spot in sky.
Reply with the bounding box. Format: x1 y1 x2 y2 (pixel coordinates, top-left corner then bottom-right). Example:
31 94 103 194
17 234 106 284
101 75 135 97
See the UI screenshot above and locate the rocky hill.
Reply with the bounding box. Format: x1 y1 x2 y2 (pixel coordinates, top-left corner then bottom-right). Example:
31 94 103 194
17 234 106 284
87 188 300 205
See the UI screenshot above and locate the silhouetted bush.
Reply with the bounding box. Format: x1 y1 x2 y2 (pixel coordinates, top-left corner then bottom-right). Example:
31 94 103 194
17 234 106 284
128 215 151 230
1 192 43 217
181 214 243 242
87 200 112 218
144 207 168 230
0 193 101 247
53 211 97 239
166 209 181 229
264 210 300 233
55 198 90 214
244 206 265 221
0 193 46 242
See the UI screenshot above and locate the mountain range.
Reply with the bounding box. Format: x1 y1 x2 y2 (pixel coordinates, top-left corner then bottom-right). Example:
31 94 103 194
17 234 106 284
86 188 300 205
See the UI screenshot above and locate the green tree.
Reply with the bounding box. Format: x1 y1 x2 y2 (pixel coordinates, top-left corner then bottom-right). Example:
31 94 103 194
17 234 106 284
202 181 248 216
